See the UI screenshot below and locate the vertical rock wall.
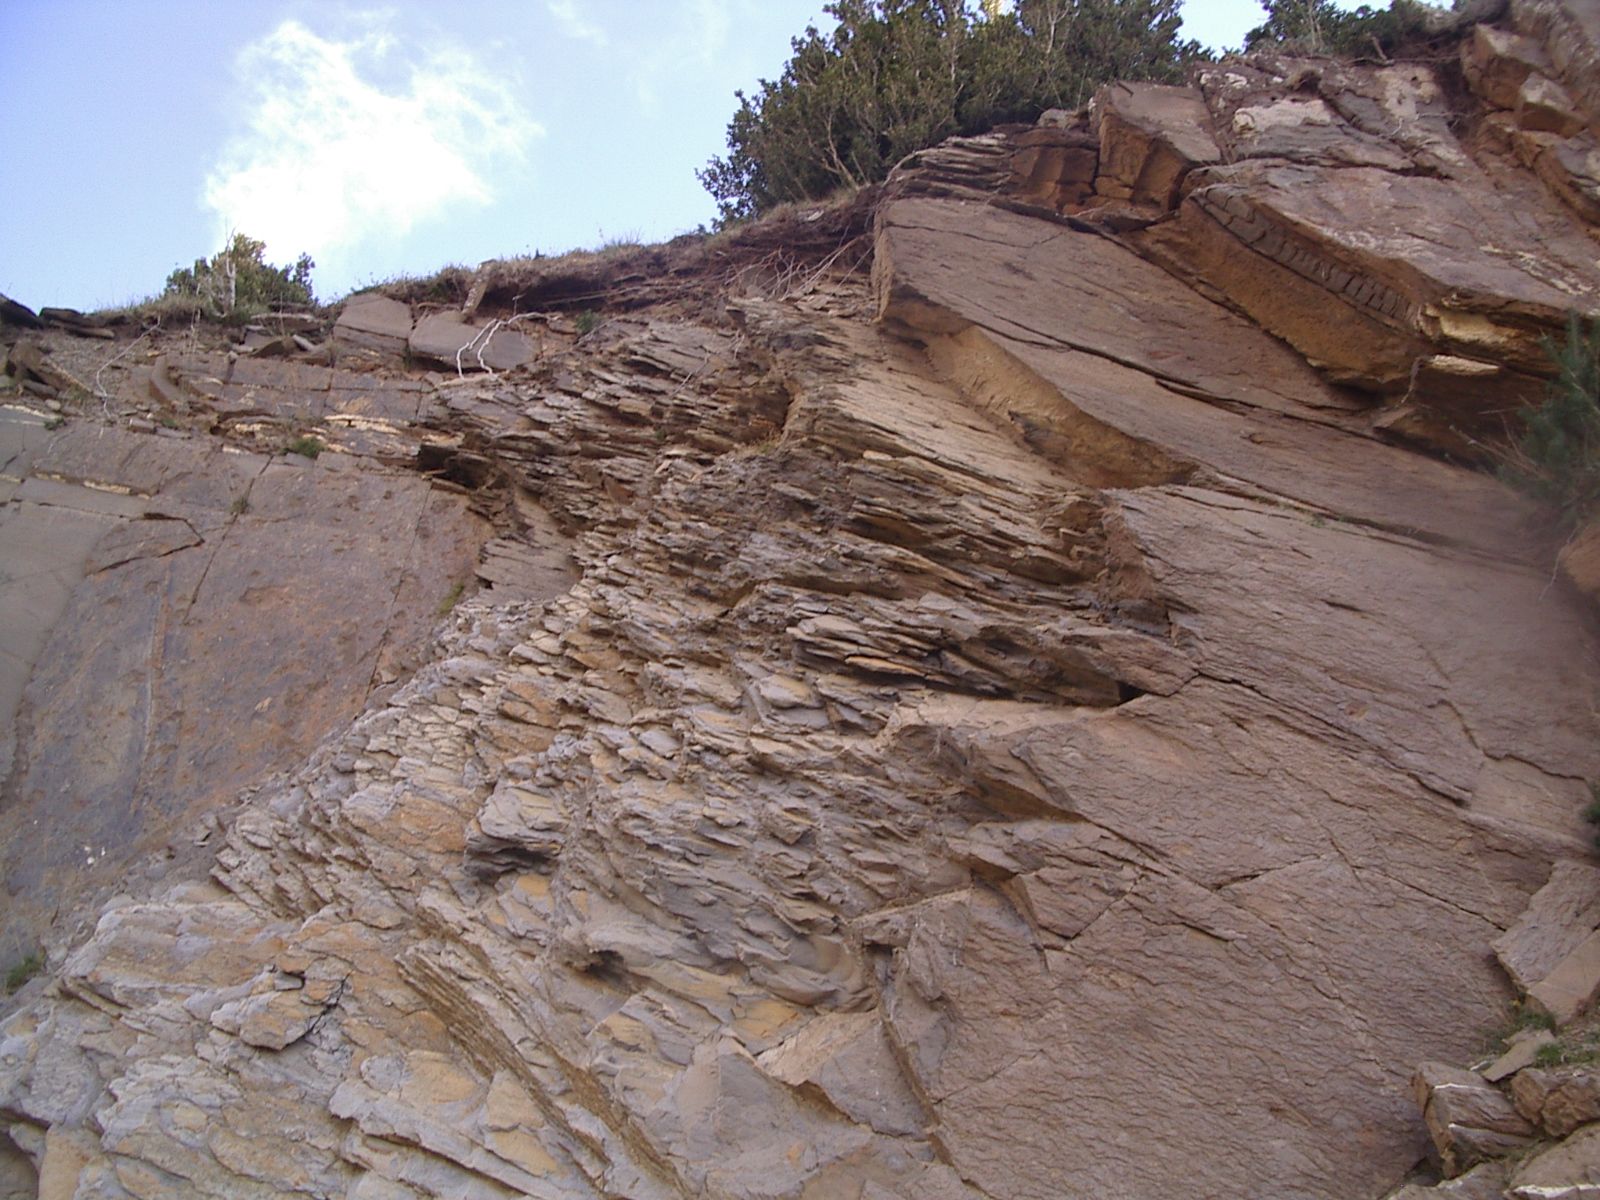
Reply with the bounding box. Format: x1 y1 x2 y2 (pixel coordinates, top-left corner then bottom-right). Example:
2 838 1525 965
5 6 1600 1197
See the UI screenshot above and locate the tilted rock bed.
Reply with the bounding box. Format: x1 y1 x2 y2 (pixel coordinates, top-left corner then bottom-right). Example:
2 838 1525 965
6 4 1600 1196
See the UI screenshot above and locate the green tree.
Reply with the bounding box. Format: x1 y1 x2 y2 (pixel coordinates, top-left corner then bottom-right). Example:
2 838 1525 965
164 233 315 316
1243 0 1434 56
1501 313 1600 526
699 0 1203 223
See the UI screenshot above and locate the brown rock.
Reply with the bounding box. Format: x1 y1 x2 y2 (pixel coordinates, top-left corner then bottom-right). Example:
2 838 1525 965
0 419 489 955
333 292 413 354
1560 519 1600 599
1515 0 1600 131
1512 1066 1600 1135
1394 354 1545 460
1093 81 1220 208
1415 1061 1536 1176
10 28 1600 1200
1509 1122 1600 1197
5 338 85 395
1484 1028 1558 1082
1463 23 1551 109
0 292 44 329
38 307 113 340
1496 862 1600 997
1520 73 1588 135
1530 130 1600 224
1531 932 1600 1026
1009 125 1098 209
35 1126 97 1200
1385 1160 1510 1199
755 1012 925 1136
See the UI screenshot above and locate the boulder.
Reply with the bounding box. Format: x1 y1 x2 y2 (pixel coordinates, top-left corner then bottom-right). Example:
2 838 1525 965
1520 73 1588 135
1484 1028 1559 1083
1513 1066 1600 1136
1386 1161 1511 1199
4 339 85 395
333 292 413 354
1509 1122 1600 1197
1092 81 1220 208
1463 23 1551 109
408 312 538 373
1496 862 1600 998
1414 1062 1537 1177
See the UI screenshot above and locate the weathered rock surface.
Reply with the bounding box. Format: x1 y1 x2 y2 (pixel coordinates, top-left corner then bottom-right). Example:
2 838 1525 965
1416 1062 1536 1176
5 7 1600 1199
0 340 493 961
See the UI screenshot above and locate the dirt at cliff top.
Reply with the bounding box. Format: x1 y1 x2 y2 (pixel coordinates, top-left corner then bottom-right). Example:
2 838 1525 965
6 5 1600 1198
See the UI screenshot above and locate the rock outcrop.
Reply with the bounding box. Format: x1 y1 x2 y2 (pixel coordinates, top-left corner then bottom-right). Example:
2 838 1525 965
6 3 1600 1197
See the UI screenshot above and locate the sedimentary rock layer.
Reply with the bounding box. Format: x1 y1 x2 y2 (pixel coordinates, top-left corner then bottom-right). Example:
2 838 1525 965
6 4 1600 1197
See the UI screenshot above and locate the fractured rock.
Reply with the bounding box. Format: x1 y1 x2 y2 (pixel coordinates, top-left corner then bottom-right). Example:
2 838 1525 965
1509 1122 1600 1198
408 312 538 373
1386 1161 1511 1199
9 19 1600 1200
334 292 414 355
1512 1066 1600 1136
0 294 44 329
1498 863 1600 1025
1463 23 1551 108
1497 862 1600 995
1092 81 1220 208
1520 73 1588 135
1484 1028 1558 1082
1414 1062 1536 1176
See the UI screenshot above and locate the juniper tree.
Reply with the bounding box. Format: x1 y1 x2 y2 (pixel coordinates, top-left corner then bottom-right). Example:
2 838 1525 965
699 0 1203 223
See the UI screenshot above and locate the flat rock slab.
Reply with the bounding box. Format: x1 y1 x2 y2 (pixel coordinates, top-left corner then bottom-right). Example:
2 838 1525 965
12 475 148 519
1531 930 1600 1025
0 498 122 793
334 293 414 354
1193 160 1600 321
409 313 538 372
1496 861 1600 996
876 195 1543 563
1509 1122 1600 1196
0 430 487 957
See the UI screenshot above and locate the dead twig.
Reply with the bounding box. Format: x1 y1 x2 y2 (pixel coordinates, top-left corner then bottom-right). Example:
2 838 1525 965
93 324 156 407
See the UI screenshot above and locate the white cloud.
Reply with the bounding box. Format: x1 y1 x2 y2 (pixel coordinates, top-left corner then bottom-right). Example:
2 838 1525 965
203 18 542 270
631 0 737 114
547 0 608 46
689 0 732 61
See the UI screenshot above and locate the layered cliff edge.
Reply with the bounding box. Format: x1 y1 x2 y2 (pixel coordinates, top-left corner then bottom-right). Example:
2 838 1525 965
7 3 1600 1197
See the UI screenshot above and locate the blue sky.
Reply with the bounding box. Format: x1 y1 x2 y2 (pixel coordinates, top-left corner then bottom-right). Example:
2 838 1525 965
1 0 1273 310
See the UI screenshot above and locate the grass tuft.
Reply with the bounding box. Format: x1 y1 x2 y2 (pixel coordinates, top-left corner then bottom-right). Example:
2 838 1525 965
1501 313 1600 528
436 580 467 616
4 951 42 994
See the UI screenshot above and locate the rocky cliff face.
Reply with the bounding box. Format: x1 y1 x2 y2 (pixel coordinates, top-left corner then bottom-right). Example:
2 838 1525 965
6 4 1600 1198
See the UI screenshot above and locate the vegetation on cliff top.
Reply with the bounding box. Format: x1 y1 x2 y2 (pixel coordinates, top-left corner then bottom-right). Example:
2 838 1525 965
698 0 1447 222
698 0 1205 223
102 233 316 326
162 233 315 316
1245 0 1436 56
